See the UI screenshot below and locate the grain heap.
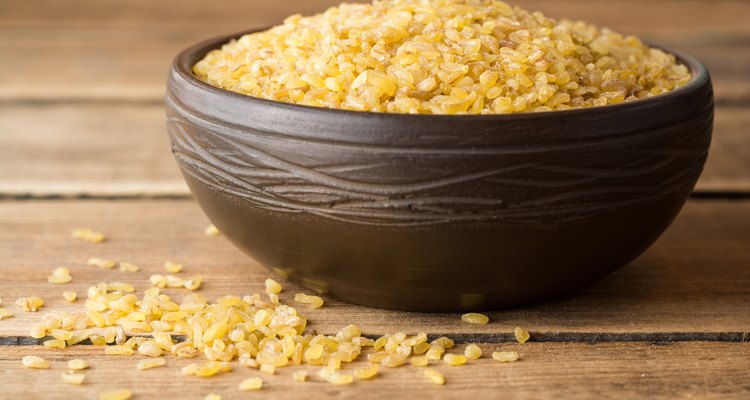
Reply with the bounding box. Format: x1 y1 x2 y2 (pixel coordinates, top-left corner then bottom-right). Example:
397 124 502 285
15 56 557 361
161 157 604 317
193 0 691 114
11 228 531 398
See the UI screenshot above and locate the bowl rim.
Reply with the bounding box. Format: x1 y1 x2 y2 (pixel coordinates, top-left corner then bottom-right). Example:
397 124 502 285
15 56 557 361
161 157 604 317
171 27 711 121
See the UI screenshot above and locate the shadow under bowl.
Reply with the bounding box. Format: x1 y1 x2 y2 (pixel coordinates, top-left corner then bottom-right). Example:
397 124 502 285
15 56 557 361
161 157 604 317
166 30 713 312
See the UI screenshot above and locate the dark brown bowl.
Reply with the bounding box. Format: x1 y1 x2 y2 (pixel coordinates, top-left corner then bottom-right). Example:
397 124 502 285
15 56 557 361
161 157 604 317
166 29 713 312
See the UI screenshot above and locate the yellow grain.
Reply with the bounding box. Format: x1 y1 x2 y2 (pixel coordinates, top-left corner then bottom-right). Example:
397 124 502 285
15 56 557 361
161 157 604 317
62 371 86 385
443 353 467 366
119 262 140 272
137 358 167 370
264 278 282 294
238 377 263 391
88 258 115 269
193 0 690 114
48 267 72 284
204 224 220 236
492 351 520 362
99 389 132 400
105 345 134 356
16 296 44 312
0 308 13 320
63 291 77 302
73 228 105 243
292 370 308 382
423 368 445 385
411 356 429 366
354 364 379 380
22 355 49 369
68 359 90 370
461 313 489 325
514 327 531 344
164 261 183 274
464 344 482 360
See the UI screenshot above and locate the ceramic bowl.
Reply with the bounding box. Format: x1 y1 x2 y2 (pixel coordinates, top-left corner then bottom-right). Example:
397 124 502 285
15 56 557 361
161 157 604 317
166 29 713 311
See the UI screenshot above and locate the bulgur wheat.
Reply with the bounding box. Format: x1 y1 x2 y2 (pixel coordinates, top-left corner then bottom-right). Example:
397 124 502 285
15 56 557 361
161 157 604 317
194 0 690 114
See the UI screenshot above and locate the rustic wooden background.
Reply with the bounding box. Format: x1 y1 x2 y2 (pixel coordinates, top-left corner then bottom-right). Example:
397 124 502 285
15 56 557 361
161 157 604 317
0 0 749 399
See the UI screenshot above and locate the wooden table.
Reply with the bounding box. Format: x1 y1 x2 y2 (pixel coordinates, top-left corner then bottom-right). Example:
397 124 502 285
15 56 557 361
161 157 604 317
1 1 749 398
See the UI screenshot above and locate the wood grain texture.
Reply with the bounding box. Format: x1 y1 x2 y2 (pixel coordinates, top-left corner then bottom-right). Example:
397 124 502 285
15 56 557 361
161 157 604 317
0 199 748 338
1 0 749 195
1 1 748 396
1 0 749 102
2 104 747 197
1 342 749 400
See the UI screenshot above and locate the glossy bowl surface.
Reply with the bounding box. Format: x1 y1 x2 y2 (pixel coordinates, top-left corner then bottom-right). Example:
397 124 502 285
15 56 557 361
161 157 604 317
166 30 713 311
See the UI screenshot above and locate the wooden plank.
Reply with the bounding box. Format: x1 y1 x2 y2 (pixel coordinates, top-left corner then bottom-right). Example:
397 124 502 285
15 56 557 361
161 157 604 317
0 199 748 338
2 104 748 197
0 104 187 197
0 0 749 102
0 342 748 399
3 0 750 34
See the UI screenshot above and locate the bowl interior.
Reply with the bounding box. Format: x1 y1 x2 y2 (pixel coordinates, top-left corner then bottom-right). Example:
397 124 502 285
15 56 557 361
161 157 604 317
172 28 710 122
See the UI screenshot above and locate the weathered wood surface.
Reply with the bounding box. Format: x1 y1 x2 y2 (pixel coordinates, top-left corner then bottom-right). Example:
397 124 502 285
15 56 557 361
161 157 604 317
1 104 748 197
1 199 748 339
1 0 749 195
1 0 749 397
1 0 749 101
1 342 748 400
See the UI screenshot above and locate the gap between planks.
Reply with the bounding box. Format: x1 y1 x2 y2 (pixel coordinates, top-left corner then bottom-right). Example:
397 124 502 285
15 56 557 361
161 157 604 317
1 331 749 347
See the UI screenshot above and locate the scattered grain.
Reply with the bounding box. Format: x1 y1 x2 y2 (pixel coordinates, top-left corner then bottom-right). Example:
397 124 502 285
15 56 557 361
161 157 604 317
0 308 13 320
22 356 49 369
73 228 105 243
319 367 355 385
137 358 167 370
443 353 467 366
184 276 203 290
63 291 78 302
119 262 140 273
295 293 324 309
43 339 66 349
149 274 167 288
105 345 134 356
99 389 132 400
16 296 44 312
292 370 308 382
164 261 183 274
62 371 86 385
265 278 282 294
48 267 72 284
88 258 116 269
138 340 163 357
492 351 520 362
238 377 263 391
423 368 445 385
260 363 276 375
354 364 379 380
411 356 429 366
68 359 89 370
204 224 220 236
464 344 482 360
514 327 530 344
461 313 489 325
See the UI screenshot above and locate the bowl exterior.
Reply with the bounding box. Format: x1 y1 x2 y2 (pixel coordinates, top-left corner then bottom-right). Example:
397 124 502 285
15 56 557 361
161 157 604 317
166 34 713 311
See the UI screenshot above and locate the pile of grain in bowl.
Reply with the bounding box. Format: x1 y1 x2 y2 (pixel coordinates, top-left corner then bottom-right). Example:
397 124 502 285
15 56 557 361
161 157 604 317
193 0 691 114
